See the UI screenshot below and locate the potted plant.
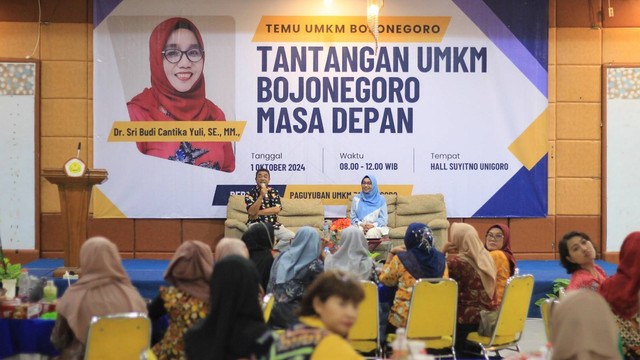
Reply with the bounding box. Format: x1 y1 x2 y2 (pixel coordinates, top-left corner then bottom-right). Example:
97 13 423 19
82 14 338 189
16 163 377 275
0 258 22 299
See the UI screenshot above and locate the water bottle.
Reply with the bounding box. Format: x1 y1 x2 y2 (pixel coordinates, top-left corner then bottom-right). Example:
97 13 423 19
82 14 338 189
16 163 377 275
322 220 331 239
391 327 410 360
18 268 29 302
44 280 58 302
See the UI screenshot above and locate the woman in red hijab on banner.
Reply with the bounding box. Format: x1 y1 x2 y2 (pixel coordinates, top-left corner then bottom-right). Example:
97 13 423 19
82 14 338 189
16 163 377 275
598 232 640 360
127 17 235 172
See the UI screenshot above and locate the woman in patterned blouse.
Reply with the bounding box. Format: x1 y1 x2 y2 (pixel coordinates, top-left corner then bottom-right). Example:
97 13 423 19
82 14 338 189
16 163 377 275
379 223 447 332
443 223 498 357
147 240 214 360
598 232 640 360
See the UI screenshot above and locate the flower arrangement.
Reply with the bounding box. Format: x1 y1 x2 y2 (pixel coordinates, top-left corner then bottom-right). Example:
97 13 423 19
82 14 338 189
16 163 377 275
323 218 352 252
330 218 351 232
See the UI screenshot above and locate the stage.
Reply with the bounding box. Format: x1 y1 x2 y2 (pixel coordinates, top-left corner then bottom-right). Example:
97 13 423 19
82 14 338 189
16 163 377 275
24 259 618 318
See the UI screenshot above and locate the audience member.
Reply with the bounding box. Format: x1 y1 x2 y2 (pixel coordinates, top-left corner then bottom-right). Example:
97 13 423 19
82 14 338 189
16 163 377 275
550 289 622 360
267 226 324 329
147 240 213 360
558 231 607 292
350 174 389 239
214 237 249 261
598 232 640 360
242 222 276 291
379 223 447 332
245 168 296 252
443 222 498 357
484 223 517 304
266 270 365 359
51 237 147 359
184 256 268 360
324 226 377 282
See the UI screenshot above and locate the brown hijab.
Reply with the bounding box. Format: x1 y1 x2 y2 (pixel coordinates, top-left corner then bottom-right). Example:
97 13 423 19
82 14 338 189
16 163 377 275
164 240 213 302
56 237 147 344
450 223 497 297
551 289 621 360
214 237 249 262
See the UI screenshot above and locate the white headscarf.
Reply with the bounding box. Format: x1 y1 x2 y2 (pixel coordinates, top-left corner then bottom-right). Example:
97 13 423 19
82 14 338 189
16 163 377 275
324 226 373 280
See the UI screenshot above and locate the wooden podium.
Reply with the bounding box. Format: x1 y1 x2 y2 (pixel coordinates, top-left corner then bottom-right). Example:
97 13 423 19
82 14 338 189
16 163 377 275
43 168 108 277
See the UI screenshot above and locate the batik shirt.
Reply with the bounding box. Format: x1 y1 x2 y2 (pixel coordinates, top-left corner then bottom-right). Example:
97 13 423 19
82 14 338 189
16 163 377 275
152 286 208 360
447 257 498 325
245 186 283 229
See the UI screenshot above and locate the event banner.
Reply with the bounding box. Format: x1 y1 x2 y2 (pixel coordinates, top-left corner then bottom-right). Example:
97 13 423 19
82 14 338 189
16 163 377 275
93 0 548 219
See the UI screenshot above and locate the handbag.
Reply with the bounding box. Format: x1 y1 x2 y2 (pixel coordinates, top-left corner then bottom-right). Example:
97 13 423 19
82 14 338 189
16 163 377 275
478 310 499 337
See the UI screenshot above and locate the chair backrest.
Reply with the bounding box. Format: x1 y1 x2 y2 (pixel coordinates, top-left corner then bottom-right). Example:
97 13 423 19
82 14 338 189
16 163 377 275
492 274 535 341
85 312 151 360
406 278 457 341
540 297 558 341
348 280 379 343
262 293 275 323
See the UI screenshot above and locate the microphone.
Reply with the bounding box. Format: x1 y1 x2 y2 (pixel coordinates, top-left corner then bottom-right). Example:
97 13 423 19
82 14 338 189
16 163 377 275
260 183 268 198
76 142 81 158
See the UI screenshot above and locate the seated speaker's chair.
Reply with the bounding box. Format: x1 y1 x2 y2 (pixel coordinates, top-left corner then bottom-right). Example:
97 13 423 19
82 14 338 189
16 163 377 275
84 312 151 360
386 278 458 359
262 293 275 323
224 194 325 239
466 274 535 360
348 280 380 358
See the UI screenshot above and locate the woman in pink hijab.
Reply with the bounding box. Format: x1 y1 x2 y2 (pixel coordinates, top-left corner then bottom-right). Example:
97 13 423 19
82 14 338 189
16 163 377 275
147 240 213 360
51 237 147 359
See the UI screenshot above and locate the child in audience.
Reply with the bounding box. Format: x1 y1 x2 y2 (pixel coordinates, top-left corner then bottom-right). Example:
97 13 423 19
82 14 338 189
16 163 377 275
558 231 607 292
184 256 269 360
598 231 640 360
51 237 147 359
484 223 517 304
550 289 622 360
147 240 213 360
265 270 365 359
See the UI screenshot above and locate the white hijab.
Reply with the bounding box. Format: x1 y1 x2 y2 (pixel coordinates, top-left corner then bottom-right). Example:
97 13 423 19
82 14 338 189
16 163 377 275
324 226 373 280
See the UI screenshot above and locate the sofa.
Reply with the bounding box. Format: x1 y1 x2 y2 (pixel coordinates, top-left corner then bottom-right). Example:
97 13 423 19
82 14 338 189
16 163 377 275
224 194 325 240
346 193 450 251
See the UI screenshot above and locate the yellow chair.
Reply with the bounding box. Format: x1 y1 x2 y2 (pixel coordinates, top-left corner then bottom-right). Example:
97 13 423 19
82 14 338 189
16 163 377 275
386 278 458 359
84 312 151 360
262 293 275 323
540 297 558 342
348 280 380 357
466 274 535 360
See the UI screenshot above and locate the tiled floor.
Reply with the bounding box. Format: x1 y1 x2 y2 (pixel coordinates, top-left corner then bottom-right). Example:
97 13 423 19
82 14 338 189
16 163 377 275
519 318 548 353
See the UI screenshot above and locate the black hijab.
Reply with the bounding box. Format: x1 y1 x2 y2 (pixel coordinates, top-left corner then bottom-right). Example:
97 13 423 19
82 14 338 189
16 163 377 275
184 256 268 360
242 222 275 291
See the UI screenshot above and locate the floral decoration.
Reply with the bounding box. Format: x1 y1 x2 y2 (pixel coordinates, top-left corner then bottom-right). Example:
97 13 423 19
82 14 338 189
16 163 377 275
330 218 351 232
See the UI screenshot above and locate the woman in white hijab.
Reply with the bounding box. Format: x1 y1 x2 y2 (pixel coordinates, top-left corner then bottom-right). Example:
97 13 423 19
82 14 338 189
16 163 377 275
324 226 377 282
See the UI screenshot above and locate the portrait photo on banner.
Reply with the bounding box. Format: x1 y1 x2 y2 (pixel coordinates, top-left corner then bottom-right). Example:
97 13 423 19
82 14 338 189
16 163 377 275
108 16 237 172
